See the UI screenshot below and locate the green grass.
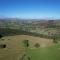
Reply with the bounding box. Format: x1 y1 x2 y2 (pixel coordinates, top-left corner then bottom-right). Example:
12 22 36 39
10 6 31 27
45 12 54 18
27 44 60 60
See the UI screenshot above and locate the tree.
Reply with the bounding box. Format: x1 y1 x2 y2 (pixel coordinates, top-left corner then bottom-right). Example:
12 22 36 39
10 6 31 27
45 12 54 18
0 34 3 39
34 43 40 48
0 44 6 48
23 40 29 47
53 34 58 43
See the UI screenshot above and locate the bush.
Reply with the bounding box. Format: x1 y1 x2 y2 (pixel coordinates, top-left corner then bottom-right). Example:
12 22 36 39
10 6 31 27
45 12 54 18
1 39 5 41
23 40 29 47
53 35 58 43
53 37 57 43
0 44 6 48
34 43 40 48
0 34 3 39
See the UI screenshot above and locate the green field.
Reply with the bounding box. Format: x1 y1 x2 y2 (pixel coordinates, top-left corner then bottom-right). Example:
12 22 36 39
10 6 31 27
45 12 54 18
27 44 60 60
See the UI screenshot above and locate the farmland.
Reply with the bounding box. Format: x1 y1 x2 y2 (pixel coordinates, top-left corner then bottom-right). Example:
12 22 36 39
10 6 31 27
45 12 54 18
0 35 60 60
0 19 60 60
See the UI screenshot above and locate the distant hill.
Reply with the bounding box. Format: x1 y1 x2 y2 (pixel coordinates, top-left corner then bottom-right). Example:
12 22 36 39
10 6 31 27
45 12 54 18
0 18 60 28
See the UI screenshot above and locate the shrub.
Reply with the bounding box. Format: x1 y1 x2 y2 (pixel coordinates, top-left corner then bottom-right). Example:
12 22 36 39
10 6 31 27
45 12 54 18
53 35 58 43
0 34 3 39
0 44 6 48
1 39 5 41
53 38 57 43
34 43 40 48
23 40 29 47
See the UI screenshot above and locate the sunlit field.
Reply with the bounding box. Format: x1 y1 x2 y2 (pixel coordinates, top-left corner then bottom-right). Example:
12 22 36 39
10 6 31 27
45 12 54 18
27 44 60 60
0 35 60 60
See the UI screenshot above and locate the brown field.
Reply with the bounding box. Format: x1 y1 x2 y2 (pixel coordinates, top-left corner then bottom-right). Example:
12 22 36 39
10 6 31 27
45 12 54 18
0 35 53 60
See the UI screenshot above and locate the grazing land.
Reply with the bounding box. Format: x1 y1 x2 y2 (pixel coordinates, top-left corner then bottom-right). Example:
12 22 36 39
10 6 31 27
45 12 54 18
0 19 60 60
27 44 60 60
0 35 60 60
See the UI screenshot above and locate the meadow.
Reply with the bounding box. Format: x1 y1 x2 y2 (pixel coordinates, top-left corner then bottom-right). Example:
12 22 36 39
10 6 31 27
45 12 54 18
27 44 60 60
0 35 60 60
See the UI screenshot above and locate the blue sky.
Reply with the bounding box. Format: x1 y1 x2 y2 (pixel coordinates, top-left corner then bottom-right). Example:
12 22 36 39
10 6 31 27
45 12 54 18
0 0 60 19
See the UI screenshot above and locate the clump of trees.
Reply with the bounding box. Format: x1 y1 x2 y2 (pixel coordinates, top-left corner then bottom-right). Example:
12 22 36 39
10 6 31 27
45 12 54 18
0 34 3 39
23 40 29 48
34 43 40 48
53 37 57 43
0 44 6 48
52 34 59 43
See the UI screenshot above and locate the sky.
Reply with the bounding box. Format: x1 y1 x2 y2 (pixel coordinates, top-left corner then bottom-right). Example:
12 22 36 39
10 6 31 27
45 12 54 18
0 0 60 19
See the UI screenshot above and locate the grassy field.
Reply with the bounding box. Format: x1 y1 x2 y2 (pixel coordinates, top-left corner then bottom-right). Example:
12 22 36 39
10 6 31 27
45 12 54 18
27 44 60 60
0 35 60 60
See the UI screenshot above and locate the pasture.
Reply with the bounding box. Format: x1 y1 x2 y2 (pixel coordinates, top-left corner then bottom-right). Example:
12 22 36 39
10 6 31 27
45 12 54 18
27 44 60 60
0 35 60 60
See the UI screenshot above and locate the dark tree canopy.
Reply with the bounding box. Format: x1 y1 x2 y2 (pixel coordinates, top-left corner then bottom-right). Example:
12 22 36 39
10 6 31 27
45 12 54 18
0 34 3 38
34 43 40 48
23 40 29 47
0 44 6 48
